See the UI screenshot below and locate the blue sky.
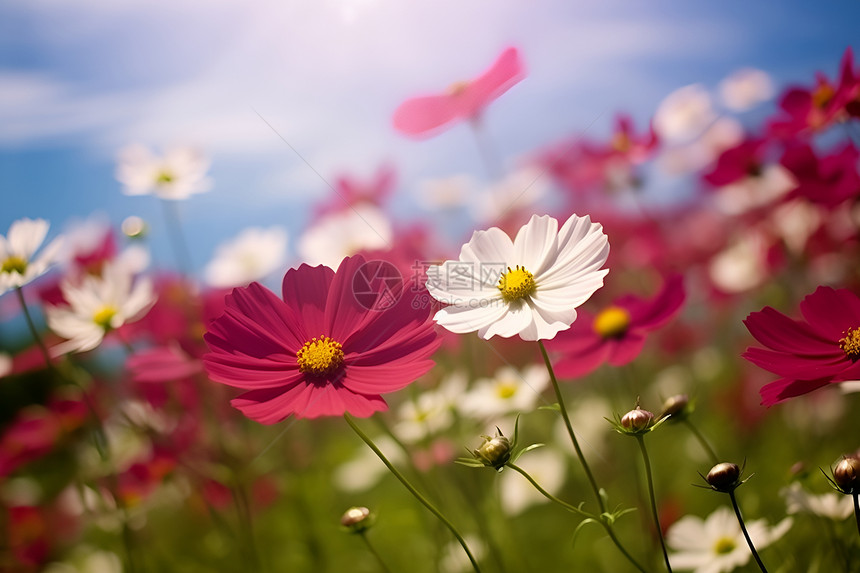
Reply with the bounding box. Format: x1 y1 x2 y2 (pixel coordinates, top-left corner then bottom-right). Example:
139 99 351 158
1 0 859 275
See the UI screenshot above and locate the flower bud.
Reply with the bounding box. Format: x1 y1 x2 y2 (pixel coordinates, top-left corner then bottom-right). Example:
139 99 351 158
121 216 148 239
833 456 860 493
621 406 654 433
473 432 512 471
340 506 374 533
660 394 690 421
706 462 741 492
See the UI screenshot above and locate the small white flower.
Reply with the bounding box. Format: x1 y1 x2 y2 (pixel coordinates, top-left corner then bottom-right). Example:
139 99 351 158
719 68 774 112
46 264 156 355
499 448 566 515
393 390 455 444
116 144 212 200
428 213 609 341
667 506 792 573
713 164 796 216
458 364 548 420
708 231 768 294
0 218 64 295
470 167 549 224
297 203 392 269
781 482 853 521
204 226 288 287
417 174 477 210
654 84 717 143
332 435 404 493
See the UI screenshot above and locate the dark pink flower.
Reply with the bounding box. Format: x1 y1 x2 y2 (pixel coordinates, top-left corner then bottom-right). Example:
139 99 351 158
315 164 396 216
392 46 525 138
203 256 440 423
547 274 686 378
782 142 860 208
702 138 768 187
743 286 860 405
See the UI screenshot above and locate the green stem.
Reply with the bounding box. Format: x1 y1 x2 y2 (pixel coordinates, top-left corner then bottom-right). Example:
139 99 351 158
537 341 648 573
508 463 647 572
344 413 482 573
853 493 860 540
16 286 51 366
538 341 603 509
682 419 719 464
359 532 395 573
507 463 589 517
728 490 768 573
635 436 672 572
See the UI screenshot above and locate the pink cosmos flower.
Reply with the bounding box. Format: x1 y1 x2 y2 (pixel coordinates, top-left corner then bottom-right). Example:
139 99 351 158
315 164 396 216
743 286 860 405
547 274 685 378
204 256 440 423
392 46 525 138
782 142 860 208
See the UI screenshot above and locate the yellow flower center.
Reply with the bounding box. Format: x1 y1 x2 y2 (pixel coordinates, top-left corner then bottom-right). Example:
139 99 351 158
713 536 736 555
447 81 470 96
1 255 28 275
93 305 118 331
498 266 536 303
839 327 860 361
495 381 518 399
296 336 344 376
812 82 834 110
611 132 631 153
593 306 631 339
155 170 175 185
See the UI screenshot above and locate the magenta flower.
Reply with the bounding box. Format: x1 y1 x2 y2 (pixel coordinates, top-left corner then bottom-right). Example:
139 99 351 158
392 46 525 138
547 274 685 378
203 256 440 423
781 142 860 208
743 286 860 406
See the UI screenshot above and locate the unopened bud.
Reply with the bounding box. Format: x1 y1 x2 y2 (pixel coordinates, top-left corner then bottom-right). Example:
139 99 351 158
621 406 654 433
340 506 374 533
474 432 512 471
707 462 741 492
660 394 690 420
833 456 860 493
121 216 147 239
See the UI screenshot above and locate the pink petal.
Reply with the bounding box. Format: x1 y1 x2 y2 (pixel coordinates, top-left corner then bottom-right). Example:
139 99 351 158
606 334 646 367
392 95 462 138
127 345 202 383
462 46 525 118
553 338 612 379
798 286 860 340
625 274 686 330
759 377 831 406
744 307 835 355
281 263 333 336
743 346 848 379
341 359 436 395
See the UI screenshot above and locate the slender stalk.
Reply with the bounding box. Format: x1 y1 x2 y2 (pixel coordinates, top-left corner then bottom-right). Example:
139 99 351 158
469 117 502 180
344 413 482 573
508 463 589 517
16 286 51 366
231 481 263 571
728 490 768 573
537 341 647 573
681 419 719 464
160 199 194 277
508 463 647 572
635 436 672 572
853 493 860 539
359 532 395 573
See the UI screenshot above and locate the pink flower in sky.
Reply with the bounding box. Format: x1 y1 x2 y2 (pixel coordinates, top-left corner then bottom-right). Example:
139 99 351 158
743 286 860 405
315 164 396 216
392 46 525 138
547 274 686 378
203 256 440 423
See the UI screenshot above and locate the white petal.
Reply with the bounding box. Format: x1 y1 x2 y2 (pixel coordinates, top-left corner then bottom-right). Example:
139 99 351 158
8 218 48 259
433 301 509 335
512 214 558 274
460 227 514 266
481 301 535 339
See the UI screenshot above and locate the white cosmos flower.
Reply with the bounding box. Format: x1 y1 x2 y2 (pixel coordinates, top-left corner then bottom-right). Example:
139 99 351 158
0 218 64 295
719 68 774 112
458 364 548 420
470 167 549 224
667 507 792 573
204 226 288 287
297 203 392 269
427 213 609 341
781 482 853 521
46 264 156 355
116 144 212 200
654 84 717 143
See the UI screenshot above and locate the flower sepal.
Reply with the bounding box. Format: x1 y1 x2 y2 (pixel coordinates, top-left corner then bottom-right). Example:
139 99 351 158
456 416 543 472
607 402 667 436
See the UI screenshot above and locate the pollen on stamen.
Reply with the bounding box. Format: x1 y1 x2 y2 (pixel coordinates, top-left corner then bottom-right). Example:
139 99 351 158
297 335 345 375
93 305 118 331
839 327 860 361
1 255 28 275
497 265 536 303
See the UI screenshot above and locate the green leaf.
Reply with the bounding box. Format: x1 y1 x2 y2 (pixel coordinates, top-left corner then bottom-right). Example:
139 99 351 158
571 518 598 549
538 403 561 412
